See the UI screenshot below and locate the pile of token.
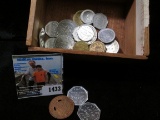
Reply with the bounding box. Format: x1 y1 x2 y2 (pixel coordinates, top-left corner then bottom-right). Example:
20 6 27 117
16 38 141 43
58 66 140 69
39 9 120 53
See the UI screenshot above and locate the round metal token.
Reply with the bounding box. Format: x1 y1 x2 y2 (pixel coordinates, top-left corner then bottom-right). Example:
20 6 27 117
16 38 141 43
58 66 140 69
77 102 101 120
45 21 59 37
77 24 94 41
54 35 75 49
67 86 88 106
49 95 74 119
105 40 120 53
57 19 77 37
73 41 89 51
86 25 97 45
98 28 116 43
39 28 45 47
72 26 81 42
89 41 106 52
44 38 56 48
73 10 84 26
80 9 95 24
93 13 108 29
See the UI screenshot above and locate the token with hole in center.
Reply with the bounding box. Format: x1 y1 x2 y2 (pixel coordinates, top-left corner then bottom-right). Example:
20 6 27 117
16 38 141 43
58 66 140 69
49 95 74 119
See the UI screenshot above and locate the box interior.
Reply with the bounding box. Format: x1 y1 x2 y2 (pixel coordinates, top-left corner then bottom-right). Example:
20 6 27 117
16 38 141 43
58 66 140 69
30 0 142 56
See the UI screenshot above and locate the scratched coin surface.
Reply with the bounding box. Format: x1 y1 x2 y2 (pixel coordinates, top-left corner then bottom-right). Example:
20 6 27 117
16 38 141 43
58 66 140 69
77 102 101 120
89 41 106 52
45 21 59 37
73 10 84 26
44 38 56 48
106 40 119 53
98 28 115 43
57 19 77 37
73 41 89 51
67 86 88 106
54 35 75 49
39 28 45 47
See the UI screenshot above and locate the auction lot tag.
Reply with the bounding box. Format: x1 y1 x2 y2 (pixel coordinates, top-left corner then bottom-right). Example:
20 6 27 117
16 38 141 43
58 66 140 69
41 85 63 95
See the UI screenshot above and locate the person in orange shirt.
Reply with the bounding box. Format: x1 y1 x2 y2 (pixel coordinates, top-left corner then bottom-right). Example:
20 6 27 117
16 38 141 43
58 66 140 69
33 65 47 86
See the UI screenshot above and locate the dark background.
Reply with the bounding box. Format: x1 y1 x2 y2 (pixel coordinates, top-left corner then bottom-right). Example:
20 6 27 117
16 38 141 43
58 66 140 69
0 0 160 120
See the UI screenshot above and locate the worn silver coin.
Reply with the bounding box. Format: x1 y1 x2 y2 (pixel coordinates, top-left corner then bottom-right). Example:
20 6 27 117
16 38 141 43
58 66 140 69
86 24 97 45
105 40 119 53
72 26 81 42
77 24 94 41
44 38 56 48
57 19 77 37
98 28 115 43
93 13 108 29
80 9 95 24
45 21 59 37
54 35 75 49
77 102 101 120
67 86 88 106
39 28 45 47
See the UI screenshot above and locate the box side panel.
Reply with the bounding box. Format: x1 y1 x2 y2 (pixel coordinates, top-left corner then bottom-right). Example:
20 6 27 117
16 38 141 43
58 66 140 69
136 0 149 55
124 0 136 55
26 0 37 46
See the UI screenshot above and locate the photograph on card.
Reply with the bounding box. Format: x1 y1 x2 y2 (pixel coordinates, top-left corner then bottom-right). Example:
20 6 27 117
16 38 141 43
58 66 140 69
12 53 63 99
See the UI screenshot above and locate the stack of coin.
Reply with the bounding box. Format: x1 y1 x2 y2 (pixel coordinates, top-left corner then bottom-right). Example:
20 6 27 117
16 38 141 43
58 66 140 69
73 10 84 26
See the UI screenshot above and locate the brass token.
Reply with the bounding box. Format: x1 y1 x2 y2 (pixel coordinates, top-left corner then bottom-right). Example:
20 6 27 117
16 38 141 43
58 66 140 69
49 95 74 119
89 41 106 52
73 10 84 26
73 41 89 51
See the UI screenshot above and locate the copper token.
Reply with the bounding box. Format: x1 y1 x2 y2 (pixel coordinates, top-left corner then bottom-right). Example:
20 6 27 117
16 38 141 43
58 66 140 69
89 41 106 52
49 95 74 119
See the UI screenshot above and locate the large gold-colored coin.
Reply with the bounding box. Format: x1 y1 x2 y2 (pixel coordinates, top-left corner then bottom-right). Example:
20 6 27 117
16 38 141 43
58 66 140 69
73 10 84 26
89 41 106 52
73 41 89 51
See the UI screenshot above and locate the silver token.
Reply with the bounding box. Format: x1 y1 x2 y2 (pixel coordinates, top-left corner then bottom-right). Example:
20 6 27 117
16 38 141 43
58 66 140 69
57 19 77 37
77 102 101 120
98 28 116 43
44 38 56 48
86 24 97 45
77 24 94 41
45 21 59 37
54 35 75 49
93 13 108 29
39 28 45 47
106 40 119 53
72 26 81 42
67 86 88 106
80 9 95 24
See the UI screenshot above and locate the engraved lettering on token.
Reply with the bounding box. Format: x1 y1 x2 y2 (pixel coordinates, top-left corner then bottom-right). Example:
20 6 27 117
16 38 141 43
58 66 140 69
89 41 106 52
77 102 101 120
73 41 89 51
